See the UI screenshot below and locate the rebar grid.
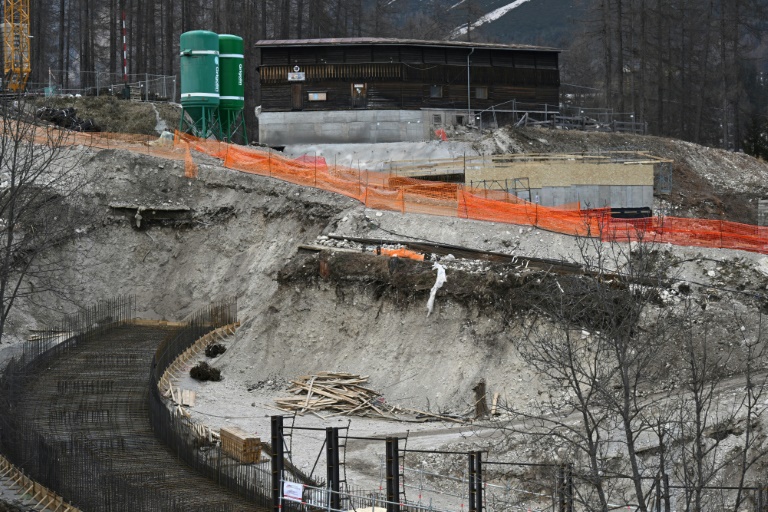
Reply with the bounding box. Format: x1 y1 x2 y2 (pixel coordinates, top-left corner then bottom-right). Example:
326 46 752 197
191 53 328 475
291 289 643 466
0 297 264 511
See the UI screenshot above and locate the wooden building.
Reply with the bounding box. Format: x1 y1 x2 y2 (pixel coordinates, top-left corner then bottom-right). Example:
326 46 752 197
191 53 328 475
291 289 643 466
255 38 560 145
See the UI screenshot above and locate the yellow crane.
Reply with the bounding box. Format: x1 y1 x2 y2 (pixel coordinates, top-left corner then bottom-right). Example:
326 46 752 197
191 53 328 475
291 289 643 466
3 0 30 91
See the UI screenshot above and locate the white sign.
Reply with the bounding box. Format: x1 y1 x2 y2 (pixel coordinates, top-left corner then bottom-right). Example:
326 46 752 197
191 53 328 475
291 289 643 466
288 72 306 81
283 481 304 502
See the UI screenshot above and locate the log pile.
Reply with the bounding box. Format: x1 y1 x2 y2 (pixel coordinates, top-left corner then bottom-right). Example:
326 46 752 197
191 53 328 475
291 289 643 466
274 372 391 418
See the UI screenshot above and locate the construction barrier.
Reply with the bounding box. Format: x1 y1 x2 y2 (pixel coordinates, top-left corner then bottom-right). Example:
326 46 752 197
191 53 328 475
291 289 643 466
172 132 768 255
23 122 768 256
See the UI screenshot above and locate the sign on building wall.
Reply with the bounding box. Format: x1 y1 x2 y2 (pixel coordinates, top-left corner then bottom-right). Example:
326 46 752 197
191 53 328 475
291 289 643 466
288 66 305 81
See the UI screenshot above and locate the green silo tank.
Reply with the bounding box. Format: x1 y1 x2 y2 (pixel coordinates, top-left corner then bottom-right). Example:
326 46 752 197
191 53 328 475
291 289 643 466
218 34 244 110
180 30 220 109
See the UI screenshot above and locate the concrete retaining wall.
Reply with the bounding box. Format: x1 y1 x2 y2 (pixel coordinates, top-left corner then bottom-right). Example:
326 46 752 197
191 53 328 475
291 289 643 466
466 160 655 209
258 110 437 145
759 199 768 227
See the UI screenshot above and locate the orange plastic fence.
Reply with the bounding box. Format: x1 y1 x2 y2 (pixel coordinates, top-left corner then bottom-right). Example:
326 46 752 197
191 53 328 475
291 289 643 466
44 126 768 256
177 133 768 255
378 247 425 261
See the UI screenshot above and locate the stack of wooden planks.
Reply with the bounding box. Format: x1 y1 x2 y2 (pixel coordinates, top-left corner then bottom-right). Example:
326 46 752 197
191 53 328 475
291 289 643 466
275 372 391 418
220 426 261 463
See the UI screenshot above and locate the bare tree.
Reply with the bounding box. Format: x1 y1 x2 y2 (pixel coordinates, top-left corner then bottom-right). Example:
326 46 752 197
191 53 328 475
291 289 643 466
0 98 87 343
493 220 768 511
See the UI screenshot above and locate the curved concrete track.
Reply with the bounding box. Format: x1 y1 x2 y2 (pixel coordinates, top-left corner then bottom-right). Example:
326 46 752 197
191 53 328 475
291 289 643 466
14 324 264 512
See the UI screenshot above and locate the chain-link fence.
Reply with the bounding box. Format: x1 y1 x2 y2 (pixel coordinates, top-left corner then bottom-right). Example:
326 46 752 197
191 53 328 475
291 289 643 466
26 70 177 102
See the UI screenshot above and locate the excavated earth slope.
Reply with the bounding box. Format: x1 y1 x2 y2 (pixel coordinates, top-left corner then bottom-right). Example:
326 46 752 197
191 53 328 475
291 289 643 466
2 130 768 508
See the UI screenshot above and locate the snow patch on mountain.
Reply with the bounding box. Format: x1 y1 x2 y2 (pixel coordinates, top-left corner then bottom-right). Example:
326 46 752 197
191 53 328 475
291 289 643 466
451 0 534 38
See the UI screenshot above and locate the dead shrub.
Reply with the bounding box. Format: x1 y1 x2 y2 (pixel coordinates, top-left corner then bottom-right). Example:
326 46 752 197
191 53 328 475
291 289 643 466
190 361 222 382
205 343 227 358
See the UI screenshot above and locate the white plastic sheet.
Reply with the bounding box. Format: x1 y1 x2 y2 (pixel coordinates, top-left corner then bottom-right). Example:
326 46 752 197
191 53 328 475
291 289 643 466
426 262 447 317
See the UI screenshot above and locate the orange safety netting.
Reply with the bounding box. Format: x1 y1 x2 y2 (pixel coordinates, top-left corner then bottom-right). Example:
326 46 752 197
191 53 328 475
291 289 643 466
184 133 768 255
46 126 768 256
378 247 425 261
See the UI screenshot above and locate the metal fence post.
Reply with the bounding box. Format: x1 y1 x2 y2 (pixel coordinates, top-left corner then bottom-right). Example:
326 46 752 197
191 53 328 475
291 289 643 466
385 437 400 512
326 427 340 511
271 416 284 512
468 452 477 512
475 451 483 512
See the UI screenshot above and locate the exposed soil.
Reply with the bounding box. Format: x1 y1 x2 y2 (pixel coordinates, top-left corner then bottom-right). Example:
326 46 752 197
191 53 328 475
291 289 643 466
2 100 768 508
30 96 181 135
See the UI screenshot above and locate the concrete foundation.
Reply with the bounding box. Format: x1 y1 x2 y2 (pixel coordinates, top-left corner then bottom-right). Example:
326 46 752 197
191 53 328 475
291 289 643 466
759 199 768 227
526 185 654 209
258 109 471 145
465 158 656 209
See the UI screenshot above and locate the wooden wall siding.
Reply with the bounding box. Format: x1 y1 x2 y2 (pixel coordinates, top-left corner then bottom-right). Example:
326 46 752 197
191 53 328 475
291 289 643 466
261 85 294 110
261 64 403 83
423 47 447 64
400 47 424 64
261 63 558 88
262 48 290 66
345 47 372 64
373 47 400 63
259 45 557 69
261 81 556 111
471 50 492 66
257 45 560 112
260 83 558 111
536 52 558 69
490 51 515 67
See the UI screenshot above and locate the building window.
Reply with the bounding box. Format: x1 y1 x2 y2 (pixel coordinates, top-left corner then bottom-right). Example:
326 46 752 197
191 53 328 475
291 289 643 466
307 92 327 101
475 86 488 99
432 114 443 125
455 115 466 125
430 85 443 98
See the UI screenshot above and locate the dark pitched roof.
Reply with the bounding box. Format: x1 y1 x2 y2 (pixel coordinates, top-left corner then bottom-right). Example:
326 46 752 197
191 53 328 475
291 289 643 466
254 37 560 52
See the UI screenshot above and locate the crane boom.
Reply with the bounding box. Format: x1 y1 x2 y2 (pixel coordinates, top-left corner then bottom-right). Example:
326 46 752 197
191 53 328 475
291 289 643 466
3 0 30 91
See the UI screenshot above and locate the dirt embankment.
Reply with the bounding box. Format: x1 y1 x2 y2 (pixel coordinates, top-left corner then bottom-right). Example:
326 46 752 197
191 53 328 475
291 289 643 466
31 96 181 135
3 141 768 507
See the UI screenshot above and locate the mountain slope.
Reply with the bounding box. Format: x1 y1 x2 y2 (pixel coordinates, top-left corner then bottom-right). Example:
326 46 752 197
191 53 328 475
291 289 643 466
387 0 583 47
